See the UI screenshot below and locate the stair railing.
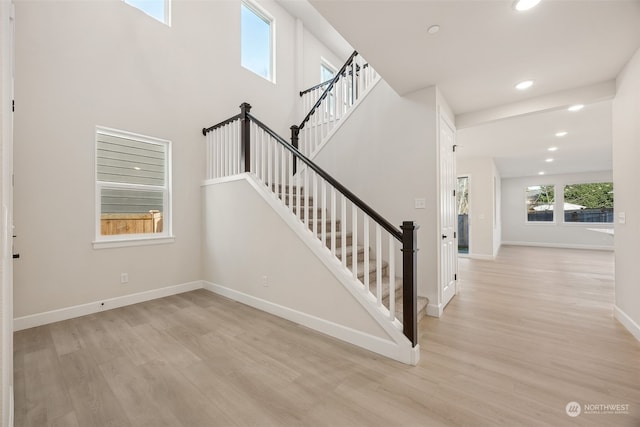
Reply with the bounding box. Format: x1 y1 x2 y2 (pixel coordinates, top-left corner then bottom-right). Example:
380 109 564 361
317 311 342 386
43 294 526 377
203 103 418 346
293 51 378 158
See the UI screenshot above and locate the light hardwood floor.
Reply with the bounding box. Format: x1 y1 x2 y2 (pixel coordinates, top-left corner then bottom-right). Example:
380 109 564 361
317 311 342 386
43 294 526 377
14 246 640 426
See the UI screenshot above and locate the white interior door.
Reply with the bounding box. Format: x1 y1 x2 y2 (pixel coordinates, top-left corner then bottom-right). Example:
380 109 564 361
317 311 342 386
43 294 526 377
439 112 457 309
1 2 15 424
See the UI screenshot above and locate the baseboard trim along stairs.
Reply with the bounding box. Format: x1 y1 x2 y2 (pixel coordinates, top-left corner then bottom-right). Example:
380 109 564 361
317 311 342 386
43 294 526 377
203 173 426 365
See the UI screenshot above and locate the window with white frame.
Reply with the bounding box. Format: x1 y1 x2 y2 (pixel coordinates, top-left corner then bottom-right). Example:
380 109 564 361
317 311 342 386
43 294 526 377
124 0 170 25
241 1 274 81
95 127 171 243
320 62 336 115
320 63 335 83
526 185 555 222
563 182 613 223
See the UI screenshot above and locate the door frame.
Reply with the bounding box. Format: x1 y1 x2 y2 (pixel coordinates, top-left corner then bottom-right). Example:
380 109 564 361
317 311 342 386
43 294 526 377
436 106 458 316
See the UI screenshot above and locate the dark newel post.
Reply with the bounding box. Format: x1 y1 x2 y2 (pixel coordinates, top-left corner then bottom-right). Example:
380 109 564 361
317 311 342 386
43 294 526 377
401 221 418 347
290 125 299 174
240 102 252 172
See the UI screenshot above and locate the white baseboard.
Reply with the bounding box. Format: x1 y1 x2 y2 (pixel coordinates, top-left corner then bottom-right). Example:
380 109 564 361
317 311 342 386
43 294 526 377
468 253 495 261
203 281 419 365
501 241 614 251
614 305 640 342
13 281 203 331
426 302 443 318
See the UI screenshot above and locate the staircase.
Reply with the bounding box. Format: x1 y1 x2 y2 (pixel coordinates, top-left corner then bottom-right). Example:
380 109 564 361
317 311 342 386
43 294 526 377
201 52 426 364
273 183 428 324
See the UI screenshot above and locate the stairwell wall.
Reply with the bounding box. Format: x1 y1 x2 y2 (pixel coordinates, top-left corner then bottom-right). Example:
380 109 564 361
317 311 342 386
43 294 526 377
312 80 441 309
12 0 345 319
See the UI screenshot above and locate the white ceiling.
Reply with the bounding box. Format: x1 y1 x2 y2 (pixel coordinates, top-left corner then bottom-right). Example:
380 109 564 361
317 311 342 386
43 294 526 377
457 100 612 178
289 0 640 178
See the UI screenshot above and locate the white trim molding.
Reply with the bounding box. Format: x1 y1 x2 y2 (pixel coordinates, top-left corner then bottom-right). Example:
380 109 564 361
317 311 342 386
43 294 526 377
14 281 203 331
614 306 640 342
501 241 614 251
203 281 420 365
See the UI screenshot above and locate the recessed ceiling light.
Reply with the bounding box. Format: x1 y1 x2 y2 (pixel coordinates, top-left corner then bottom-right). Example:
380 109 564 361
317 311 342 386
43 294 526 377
545 158 554 163
548 147 558 152
555 131 567 137
514 0 541 11
515 80 534 90
133 167 141 170
538 171 545 175
568 104 584 112
427 25 440 34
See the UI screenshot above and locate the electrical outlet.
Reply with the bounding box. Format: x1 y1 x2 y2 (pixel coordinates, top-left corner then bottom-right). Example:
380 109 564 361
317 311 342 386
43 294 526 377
414 198 426 209
120 273 129 284
262 275 268 287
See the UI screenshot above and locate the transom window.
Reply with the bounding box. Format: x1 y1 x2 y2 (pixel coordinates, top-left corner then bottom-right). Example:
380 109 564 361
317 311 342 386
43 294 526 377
124 0 171 25
241 1 274 81
95 127 172 245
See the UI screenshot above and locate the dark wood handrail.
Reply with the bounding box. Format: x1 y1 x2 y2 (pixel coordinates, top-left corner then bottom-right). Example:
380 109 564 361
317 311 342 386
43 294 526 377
202 113 242 136
298 51 359 131
299 79 333 97
299 63 370 97
202 104 419 348
247 112 402 242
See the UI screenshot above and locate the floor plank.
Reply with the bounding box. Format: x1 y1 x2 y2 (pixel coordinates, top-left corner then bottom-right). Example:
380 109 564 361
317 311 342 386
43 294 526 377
13 246 640 426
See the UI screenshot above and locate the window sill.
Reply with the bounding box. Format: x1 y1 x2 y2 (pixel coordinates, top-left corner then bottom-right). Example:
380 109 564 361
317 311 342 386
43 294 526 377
92 236 175 250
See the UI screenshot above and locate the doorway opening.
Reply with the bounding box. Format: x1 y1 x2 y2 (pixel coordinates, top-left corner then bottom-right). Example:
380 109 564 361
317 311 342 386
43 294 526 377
457 176 469 254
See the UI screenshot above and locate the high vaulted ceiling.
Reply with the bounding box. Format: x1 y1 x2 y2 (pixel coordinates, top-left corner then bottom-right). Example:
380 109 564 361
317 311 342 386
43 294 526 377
286 0 640 178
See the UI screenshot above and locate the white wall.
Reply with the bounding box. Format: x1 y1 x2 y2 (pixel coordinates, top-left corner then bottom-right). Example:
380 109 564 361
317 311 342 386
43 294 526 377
0 1 13 424
612 47 640 340
202 178 389 339
457 156 501 259
12 0 343 318
312 80 440 311
501 171 614 250
202 177 419 364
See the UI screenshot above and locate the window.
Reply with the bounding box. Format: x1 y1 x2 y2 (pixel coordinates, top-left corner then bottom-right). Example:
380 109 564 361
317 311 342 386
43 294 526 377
95 127 172 246
563 182 613 223
124 0 170 25
241 1 274 81
526 185 555 222
320 62 336 116
320 63 335 83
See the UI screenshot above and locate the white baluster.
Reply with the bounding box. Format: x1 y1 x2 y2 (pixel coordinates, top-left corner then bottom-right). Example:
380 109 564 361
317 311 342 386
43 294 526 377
341 195 347 268
274 136 279 195
260 129 266 183
313 172 319 237
295 159 301 220
352 206 358 282
389 237 395 320
364 217 369 290
330 187 336 257
303 168 309 229
376 224 382 306
267 131 272 188
283 144 288 200
321 179 327 246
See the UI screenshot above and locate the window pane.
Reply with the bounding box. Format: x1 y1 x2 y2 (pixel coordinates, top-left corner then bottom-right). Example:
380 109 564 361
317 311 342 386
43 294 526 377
124 0 166 23
321 64 334 82
96 127 170 241
526 185 555 222
101 188 164 236
97 134 165 186
563 182 614 223
241 3 272 80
